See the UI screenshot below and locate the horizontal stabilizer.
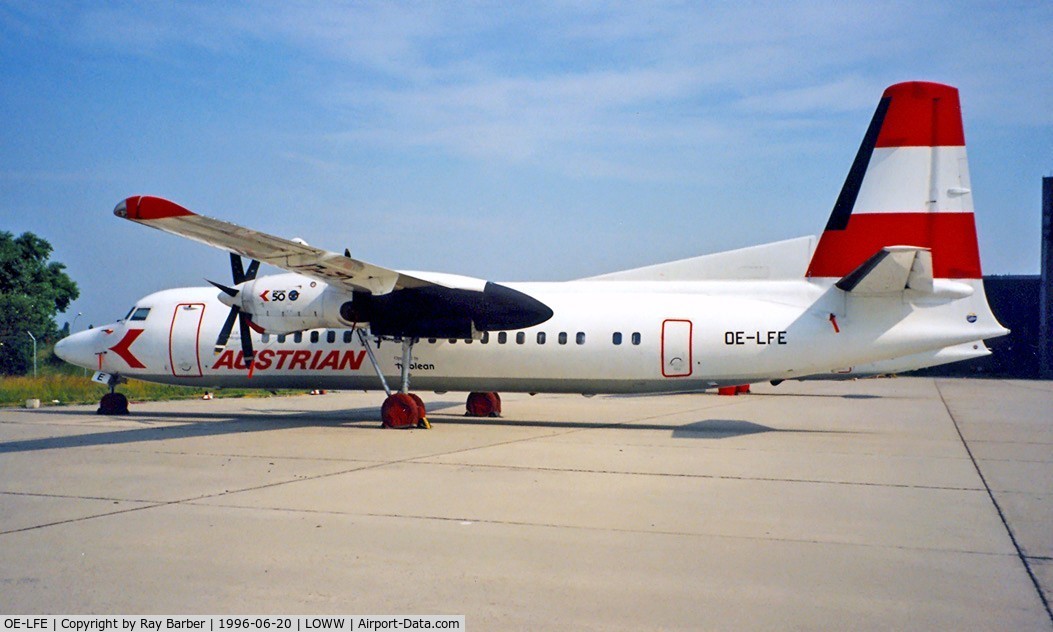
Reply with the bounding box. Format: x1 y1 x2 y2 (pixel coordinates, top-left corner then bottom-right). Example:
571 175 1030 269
835 247 932 294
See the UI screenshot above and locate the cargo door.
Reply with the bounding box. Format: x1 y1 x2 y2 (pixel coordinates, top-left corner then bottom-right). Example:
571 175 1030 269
169 303 205 377
661 319 693 377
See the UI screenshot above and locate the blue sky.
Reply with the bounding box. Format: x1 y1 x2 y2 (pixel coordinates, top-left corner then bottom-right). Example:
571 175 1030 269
2 1 1051 329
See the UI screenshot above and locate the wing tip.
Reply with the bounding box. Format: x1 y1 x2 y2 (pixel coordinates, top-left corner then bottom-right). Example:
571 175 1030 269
114 196 195 221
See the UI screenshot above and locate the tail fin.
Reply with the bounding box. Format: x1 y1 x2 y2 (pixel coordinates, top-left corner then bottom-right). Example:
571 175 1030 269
807 81 981 280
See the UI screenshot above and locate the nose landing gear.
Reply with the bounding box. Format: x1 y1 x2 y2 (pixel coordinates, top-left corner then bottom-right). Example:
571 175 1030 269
97 373 129 415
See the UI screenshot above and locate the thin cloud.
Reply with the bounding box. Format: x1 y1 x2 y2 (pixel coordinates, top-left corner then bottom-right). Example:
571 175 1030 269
735 78 880 115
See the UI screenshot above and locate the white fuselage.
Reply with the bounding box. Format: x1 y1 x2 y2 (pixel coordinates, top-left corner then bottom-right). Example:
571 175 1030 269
57 274 1004 394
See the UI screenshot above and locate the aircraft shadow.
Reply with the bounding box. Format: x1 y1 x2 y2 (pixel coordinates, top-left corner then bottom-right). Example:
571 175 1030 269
1 401 458 454
754 392 884 399
4 404 855 453
430 415 856 439
604 391 884 400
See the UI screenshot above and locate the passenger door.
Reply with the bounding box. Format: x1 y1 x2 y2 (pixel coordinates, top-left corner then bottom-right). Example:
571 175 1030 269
170 303 205 377
661 319 693 377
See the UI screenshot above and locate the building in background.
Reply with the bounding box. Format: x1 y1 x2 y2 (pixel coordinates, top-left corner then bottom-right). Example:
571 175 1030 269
916 177 1051 379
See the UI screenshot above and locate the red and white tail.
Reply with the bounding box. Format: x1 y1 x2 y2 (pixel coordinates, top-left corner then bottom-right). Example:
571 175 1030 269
807 81 981 280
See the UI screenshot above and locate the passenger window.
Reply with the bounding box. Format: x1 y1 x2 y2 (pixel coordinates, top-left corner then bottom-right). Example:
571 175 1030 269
516 332 525 345
294 332 303 343
576 332 585 345
326 331 336 343
632 332 641 345
465 338 472 344
612 332 622 345
498 332 507 344
481 332 489 344
344 331 353 343
427 338 437 344
278 334 286 343
448 339 457 344
262 334 271 343
558 332 567 345
310 331 319 343
130 307 151 321
537 332 546 345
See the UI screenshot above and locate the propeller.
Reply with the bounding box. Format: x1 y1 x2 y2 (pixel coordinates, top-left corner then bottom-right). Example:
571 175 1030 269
211 253 261 365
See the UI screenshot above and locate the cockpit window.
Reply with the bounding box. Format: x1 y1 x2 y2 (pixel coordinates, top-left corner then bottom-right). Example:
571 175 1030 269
123 307 136 320
130 307 151 321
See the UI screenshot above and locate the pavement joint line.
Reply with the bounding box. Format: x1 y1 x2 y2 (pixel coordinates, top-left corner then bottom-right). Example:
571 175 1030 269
394 460 986 491
935 378 1053 626
177 499 1021 558
1 490 157 503
0 499 184 536
968 457 1053 465
964 440 1053 448
522 436 972 460
96 447 393 464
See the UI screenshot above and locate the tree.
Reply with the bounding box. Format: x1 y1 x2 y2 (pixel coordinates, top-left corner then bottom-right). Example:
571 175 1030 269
0 232 79 375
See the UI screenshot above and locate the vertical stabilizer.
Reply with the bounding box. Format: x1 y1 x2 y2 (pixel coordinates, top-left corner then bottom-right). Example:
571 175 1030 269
807 82 980 280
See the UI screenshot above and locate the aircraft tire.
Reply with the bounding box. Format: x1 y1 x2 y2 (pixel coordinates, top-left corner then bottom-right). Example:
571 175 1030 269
381 393 419 429
98 392 129 415
466 391 500 417
408 393 427 420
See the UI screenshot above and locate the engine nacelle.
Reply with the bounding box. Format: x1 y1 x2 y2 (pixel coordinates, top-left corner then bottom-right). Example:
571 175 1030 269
234 273 354 334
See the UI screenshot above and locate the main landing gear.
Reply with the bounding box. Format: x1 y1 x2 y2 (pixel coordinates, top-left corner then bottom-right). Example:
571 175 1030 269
357 330 430 429
356 331 504 428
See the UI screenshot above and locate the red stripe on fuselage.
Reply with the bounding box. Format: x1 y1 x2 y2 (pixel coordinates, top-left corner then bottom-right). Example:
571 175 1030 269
806 212 981 279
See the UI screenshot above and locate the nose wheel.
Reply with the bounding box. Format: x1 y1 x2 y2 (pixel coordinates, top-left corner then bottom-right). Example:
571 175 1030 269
98 392 129 415
97 374 129 415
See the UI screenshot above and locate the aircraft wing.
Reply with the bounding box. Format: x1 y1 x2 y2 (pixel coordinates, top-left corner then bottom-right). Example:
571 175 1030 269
115 196 434 295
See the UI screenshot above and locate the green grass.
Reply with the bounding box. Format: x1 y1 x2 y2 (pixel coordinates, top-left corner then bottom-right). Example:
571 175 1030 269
5 345 304 407
1 373 302 407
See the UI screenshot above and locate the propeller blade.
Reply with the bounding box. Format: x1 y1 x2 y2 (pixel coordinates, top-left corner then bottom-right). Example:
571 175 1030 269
230 253 261 284
208 279 239 298
230 253 246 284
214 254 262 366
244 259 260 281
238 312 255 364
214 306 239 354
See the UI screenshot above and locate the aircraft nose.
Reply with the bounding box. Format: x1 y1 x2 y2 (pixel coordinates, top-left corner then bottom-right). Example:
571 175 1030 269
54 329 102 369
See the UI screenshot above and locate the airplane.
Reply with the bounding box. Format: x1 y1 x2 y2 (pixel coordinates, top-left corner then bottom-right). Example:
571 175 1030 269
55 81 1008 427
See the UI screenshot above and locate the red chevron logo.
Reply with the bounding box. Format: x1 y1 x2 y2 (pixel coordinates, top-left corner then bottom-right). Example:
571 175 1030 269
109 328 146 369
